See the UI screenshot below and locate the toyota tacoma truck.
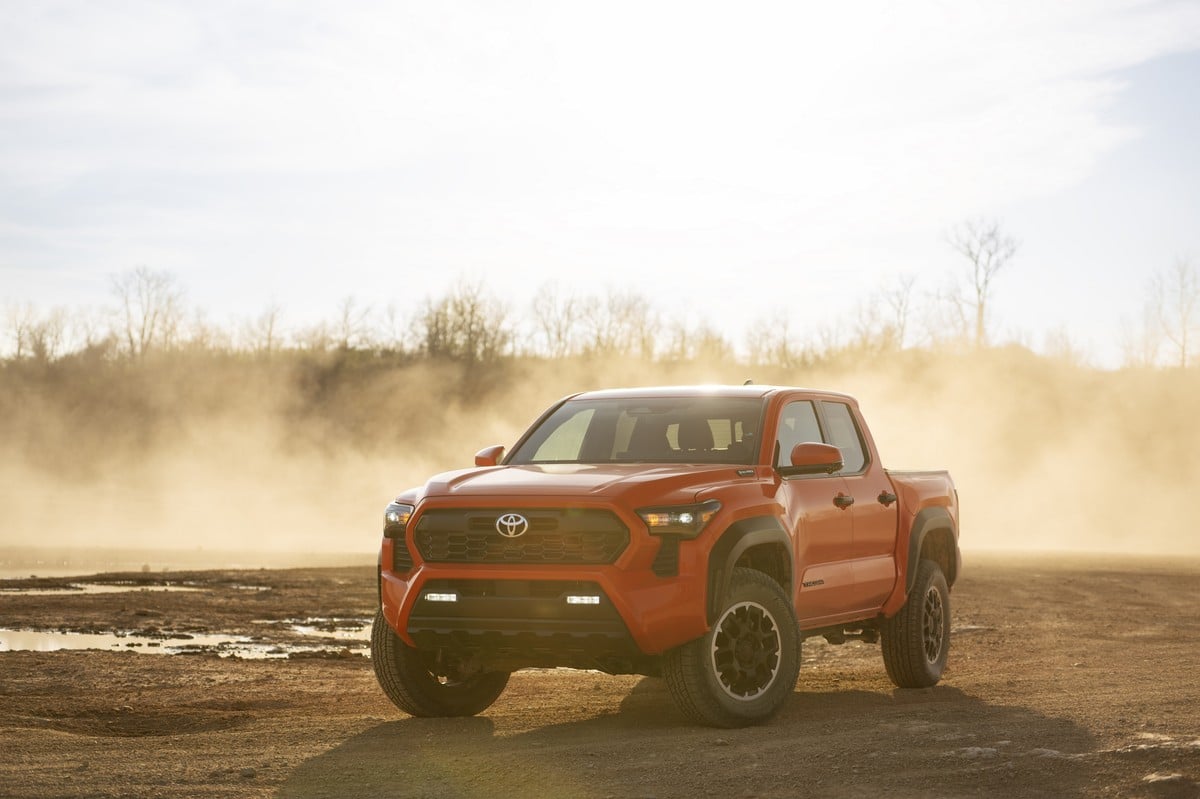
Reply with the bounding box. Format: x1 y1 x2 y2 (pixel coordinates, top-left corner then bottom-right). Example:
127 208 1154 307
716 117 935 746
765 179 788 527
372 384 960 727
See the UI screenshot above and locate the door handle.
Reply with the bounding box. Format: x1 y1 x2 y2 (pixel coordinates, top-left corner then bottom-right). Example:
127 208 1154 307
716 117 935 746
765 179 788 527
833 493 855 509
878 491 897 507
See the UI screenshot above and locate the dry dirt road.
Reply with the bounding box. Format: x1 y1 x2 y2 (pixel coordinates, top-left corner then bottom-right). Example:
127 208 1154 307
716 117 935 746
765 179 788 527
2 553 1198 799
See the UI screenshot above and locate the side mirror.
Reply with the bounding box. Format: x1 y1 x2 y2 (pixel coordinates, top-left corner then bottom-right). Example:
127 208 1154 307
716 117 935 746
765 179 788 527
474 445 506 467
778 442 843 477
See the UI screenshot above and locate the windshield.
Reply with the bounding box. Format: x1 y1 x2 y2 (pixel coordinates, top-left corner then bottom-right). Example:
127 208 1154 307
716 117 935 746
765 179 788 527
507 396 765 465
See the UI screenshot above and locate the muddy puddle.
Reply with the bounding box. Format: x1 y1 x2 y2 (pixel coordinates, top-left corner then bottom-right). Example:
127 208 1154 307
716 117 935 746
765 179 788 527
0 583 202 597
0 617 371 659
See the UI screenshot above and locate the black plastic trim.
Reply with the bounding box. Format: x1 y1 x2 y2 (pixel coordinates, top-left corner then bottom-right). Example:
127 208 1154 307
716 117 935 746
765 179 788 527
391 539 414 572
705 517 792 623
406 578 641 666
651 535 681 577
904 506 959 593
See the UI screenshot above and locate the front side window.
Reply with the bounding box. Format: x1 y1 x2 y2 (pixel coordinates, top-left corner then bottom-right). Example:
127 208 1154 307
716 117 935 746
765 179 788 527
820 401 867 473
509 397 765 465
775 401 822 467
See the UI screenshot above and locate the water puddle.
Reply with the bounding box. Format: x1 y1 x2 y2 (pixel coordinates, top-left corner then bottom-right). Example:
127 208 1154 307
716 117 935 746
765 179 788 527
0 583 202 597
271 617 371 640
0 626 369 659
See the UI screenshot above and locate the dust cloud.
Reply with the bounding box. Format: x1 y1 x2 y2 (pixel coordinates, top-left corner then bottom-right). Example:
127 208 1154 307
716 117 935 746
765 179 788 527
1 347 1198 564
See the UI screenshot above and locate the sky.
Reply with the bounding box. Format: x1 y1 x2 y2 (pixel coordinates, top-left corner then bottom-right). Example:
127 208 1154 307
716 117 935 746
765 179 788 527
2 1 1200 366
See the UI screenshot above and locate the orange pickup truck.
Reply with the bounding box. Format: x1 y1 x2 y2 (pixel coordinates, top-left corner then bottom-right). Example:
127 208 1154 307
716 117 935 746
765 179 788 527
372 385 960 727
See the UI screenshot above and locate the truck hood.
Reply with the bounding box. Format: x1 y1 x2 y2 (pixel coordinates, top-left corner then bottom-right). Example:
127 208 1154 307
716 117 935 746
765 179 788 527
418 463 749 505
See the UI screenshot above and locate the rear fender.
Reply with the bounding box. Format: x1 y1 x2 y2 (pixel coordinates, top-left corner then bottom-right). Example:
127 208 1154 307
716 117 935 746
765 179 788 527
903 506 959 594
706 517 792 623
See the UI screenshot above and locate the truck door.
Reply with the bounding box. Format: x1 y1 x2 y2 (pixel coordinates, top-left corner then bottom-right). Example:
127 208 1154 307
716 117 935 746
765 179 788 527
772 399 858 623
818 400 899 609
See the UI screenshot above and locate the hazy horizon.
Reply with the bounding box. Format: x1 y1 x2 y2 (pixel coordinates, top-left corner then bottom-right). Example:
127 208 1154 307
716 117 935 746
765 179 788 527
3 344 1199 562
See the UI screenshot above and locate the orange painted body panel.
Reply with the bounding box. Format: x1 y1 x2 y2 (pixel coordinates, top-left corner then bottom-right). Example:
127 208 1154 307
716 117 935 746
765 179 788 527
376 385 958 659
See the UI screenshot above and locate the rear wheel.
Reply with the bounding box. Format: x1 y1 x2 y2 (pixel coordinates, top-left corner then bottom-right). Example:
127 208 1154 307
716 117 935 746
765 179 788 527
664 568 801 727
370 610 509 717
880 558 950 688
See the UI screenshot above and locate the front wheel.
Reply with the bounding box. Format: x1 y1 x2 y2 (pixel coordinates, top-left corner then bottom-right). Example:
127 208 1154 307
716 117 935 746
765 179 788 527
880 558 951 688
370 610 510 717
663 568 801 728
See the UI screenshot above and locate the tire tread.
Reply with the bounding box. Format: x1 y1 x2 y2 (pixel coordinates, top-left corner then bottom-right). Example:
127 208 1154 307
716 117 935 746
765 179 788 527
370 610 509 717
880 558 949 689
663 568 801 728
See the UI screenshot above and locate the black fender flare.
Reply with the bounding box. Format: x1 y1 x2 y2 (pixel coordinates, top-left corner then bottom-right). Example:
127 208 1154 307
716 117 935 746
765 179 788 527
904 506 959 594
706 517 793 623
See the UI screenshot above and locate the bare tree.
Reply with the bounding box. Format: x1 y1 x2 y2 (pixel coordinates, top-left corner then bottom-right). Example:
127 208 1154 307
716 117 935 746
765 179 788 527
1042 326 1089 366
332 297 373 350
377 303 410 354
4 303 34 359
744 310 808 370
847 273 918 353
882 273 917 350
662 320 734 362
184 308 232 352
849 300 892 354
110 267 185 358
413 281 512 363
294 320 333 352
530 283 581 358
62 307 118 359
1149 258 1199 368
4 304 74 362
946 218 1019 348
579 289 658 359
241 303 284 355
920 276 968 348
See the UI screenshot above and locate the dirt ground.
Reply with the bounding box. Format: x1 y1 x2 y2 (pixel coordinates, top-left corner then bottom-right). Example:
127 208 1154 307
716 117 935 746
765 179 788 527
2 553 1198 799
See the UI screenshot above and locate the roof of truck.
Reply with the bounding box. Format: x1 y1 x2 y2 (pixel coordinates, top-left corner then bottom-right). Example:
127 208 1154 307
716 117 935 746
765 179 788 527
567 384 856 402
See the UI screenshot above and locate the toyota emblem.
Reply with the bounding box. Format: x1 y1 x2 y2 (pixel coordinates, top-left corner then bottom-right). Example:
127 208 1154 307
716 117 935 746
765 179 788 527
495 513 529 538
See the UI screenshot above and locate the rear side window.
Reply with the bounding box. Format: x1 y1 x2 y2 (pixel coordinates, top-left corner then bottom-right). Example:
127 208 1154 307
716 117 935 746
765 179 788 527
820 401 867 473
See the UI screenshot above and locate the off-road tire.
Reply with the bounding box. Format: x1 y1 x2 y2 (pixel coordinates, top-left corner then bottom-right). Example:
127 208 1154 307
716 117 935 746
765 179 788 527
880 558 950 688
370 610 509 717
663 568 801 728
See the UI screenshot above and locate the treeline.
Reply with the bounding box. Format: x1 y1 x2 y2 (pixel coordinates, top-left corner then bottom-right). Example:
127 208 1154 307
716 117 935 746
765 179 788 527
3 266 917 368
5 252 1199 370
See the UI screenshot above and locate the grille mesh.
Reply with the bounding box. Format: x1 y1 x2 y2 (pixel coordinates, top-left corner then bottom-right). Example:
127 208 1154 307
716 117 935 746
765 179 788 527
415 509 628 564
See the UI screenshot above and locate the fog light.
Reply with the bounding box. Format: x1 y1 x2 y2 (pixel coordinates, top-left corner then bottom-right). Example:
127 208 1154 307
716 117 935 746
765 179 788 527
425 592 458 603
566 595 600 605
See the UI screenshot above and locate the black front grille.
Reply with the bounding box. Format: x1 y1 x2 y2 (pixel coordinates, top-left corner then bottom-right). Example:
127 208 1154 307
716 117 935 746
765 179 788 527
419 578 604 599
415 508 628 564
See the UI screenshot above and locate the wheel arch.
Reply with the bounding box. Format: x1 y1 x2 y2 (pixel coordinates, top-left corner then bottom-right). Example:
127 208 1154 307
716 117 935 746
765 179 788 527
905 506 959 593
706 517 793 624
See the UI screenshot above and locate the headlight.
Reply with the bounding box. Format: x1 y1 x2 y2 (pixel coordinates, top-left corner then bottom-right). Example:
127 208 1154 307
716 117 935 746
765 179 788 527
637 499 721 538
383 502 415 539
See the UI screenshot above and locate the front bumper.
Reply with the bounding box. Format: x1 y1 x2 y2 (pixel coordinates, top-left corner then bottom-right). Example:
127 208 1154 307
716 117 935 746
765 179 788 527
379 537 710 660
